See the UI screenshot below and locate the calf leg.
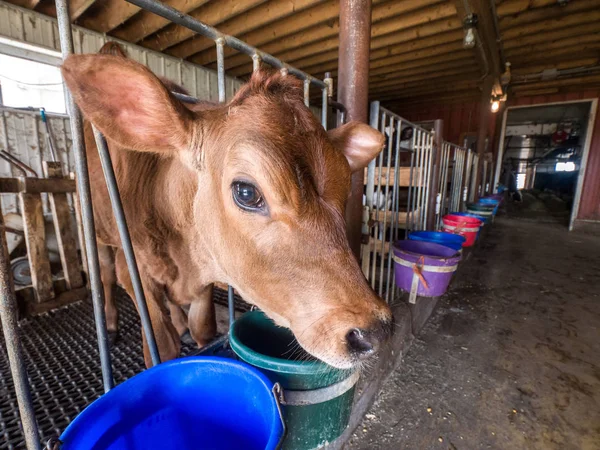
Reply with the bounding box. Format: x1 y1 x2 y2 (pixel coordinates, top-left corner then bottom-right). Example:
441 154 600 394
115 250 180 367
98 244 118 345
188 284 217 347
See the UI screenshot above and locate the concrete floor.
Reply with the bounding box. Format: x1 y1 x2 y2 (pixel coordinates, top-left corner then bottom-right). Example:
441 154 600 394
346 217 600 450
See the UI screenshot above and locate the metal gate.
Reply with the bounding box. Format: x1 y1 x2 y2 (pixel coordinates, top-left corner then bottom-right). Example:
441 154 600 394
361 101 435 303
0 0 340 448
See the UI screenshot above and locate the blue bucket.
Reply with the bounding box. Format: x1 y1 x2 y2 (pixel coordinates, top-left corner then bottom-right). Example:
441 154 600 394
408 231 465 252
478 198 500 215
59 357 284 450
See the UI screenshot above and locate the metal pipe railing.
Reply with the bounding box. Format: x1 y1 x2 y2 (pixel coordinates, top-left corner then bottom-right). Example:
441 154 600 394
124 0 326 90
56 0 114 394
92 130 161 367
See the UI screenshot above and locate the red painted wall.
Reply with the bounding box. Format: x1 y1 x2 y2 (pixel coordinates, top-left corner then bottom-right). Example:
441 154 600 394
396 90 600 222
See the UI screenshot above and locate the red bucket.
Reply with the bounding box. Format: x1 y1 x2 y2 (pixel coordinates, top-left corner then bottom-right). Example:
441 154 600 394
442 214 483 247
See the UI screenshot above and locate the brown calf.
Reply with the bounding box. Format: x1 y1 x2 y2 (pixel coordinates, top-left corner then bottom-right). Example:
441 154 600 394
61 50 393 369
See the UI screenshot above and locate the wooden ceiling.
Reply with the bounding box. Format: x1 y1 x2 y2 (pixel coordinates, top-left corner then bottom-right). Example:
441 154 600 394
8 0 600 110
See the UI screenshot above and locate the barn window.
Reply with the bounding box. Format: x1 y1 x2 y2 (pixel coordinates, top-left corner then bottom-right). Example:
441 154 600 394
0 53 65 114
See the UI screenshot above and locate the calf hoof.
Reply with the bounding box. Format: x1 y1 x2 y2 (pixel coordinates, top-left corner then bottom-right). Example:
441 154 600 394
180 330 196 346
107 330 119 347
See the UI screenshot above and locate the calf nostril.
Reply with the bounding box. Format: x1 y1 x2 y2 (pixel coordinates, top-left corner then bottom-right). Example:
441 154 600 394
346 328 374 357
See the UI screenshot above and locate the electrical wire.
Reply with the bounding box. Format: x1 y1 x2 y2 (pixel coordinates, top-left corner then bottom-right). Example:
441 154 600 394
0 73 63 87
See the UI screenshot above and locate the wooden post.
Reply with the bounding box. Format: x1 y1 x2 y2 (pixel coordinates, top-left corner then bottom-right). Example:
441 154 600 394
43 162 84 290
19 192 54 302
338 0 373 259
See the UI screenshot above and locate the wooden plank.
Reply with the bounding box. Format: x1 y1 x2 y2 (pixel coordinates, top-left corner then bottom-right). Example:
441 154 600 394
17 284 87 317
19 193 54 302
142 0 311 53
43 162 83 290
0 178 20 193
365 167 423 187
78 0 141 33
21 178 77 194
197 0 450 69
369 210 413 228
110 0 212 43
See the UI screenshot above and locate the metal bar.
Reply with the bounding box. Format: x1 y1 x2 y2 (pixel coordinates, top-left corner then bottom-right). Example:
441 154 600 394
216 38 226 104
252 53 261 73
228 285 235 326
125 0 326 89
406 130 416 235
385 117 401 303
362 101 379 278
370 112 386 288
0 218 41 450
56 0 114 393
0 151 38 178
378 115 394 297
303 79 310 107
92 129 161 367
422 134 433 229
321 88 328 129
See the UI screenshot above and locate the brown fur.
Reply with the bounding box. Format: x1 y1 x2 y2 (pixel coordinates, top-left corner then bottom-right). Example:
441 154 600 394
61 46 392 369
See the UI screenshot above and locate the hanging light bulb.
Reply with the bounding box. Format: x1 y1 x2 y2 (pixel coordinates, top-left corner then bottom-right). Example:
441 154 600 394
463 14 478 49
491 100 500 113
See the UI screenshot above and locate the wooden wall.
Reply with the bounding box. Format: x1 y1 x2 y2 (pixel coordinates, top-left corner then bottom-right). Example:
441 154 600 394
395 90 600 223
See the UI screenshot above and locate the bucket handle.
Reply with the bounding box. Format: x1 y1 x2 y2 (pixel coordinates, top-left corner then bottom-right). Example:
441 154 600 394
272 383 287 450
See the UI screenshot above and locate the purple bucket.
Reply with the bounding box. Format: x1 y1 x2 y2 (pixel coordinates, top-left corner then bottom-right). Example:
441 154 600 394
392 240 461 298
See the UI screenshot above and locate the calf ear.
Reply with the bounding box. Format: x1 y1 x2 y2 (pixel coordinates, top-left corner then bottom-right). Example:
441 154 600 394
61 54 194 154
328 121 385 172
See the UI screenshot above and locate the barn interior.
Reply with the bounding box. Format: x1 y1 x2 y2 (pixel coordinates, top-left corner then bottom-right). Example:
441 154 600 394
0 0 599 449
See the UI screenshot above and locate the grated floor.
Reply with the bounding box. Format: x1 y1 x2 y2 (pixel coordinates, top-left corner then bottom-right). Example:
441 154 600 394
0 287 248 449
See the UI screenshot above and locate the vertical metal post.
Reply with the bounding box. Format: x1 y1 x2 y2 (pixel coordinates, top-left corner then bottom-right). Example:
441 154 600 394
406 129 416 235
303 79 310 107
216 38 226 104
252 53 261 73
92 129 161 366
338 0 373 259
385 117 401 302
321 88 328 129
217 37 235 327
427 120 443 229
378 115 393 297
55 0 114 393
361 101 379 277
0 217 40 449
370 112 386 288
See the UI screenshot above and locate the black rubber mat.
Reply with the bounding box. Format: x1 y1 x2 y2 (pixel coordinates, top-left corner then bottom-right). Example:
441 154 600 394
0 287 248 449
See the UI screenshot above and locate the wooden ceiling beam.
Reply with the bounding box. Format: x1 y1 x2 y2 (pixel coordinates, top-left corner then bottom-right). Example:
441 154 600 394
8 0 41 9
495 0 556 18
297 41 468 76
228 28 464 77
190 0 455 68
157 0 333 57
109 0 213 43
370 68 481 92
499 0 600 33
370 50 477 78
510 74 600 91
36 0 96 20
511 58 600 76
508 46 600 67
503 20 600 51
374 80 480 101
139 0 322 53
505 34 600 60
383 91 480 109
77 0 141 33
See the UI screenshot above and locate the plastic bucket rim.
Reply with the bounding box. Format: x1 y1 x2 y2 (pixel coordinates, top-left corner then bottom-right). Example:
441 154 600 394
60 356 284 449
229 311 345 376
392 241 461 263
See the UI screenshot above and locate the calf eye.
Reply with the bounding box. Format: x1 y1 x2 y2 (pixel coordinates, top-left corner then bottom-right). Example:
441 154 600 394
232 181 266 212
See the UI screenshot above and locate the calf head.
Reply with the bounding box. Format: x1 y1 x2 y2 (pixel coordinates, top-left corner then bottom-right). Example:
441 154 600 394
62 55 393 369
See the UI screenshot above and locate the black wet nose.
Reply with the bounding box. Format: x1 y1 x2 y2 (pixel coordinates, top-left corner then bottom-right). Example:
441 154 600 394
346 318 394 359
346 328 375 357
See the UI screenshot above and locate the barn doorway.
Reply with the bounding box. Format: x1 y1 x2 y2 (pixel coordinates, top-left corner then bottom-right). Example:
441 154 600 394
495 100 597 229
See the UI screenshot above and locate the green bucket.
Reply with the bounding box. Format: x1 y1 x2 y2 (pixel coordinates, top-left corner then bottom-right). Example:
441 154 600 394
230 311 358 450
